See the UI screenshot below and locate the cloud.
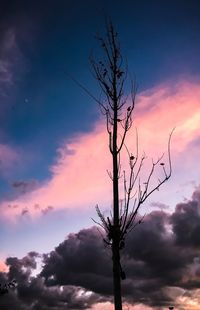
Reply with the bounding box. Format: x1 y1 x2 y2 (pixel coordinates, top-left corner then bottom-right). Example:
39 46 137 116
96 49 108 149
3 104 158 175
0 59 12 86
135 79 200 144
171 186 200 248
0 261 8 273
1 187 200 309
0 124 112 221
0 29 16 88
91 303 154 310
150 202 169 210
0 7 33 120
0 28 25 100
41 206 54 215
41 227 113 295
0 251 105 310
12 180 39 194
39 186 200 309
0 79 200 222
0 144 21 178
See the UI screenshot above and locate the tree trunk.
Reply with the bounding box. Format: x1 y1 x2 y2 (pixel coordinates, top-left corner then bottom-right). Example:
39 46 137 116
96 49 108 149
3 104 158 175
112 237 122 310
88 20 173 310
112 85 122 309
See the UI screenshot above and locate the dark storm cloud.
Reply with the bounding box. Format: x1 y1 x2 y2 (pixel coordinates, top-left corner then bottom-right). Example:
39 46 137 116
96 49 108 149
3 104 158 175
41 227 113 295
1 187 200 309
171 186 200 247
1 250 103 310
40 187 200 307
6 251 38 283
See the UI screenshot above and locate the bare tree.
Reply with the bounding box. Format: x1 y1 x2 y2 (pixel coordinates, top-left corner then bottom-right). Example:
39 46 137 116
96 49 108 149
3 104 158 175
75 20 173 310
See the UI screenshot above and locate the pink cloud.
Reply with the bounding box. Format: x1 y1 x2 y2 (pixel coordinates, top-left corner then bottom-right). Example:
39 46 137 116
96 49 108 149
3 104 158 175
0 260 8 273
0 124 113 221
1 79 200 222
175 289 200 310
91 302 153 310
134 79 200 153
90 294 200 310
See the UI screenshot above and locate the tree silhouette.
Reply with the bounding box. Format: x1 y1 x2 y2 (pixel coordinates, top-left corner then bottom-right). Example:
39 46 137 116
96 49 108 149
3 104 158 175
77 20 173 310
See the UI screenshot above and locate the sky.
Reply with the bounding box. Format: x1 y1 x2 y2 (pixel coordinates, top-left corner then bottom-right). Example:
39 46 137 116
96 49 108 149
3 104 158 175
0 0 200 309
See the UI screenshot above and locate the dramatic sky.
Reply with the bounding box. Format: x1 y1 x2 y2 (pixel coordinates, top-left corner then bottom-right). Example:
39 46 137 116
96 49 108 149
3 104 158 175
0 0 200 309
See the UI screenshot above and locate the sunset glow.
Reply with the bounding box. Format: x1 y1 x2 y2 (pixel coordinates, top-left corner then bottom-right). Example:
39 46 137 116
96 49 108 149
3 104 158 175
0 1 200 309
1 80 200 223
